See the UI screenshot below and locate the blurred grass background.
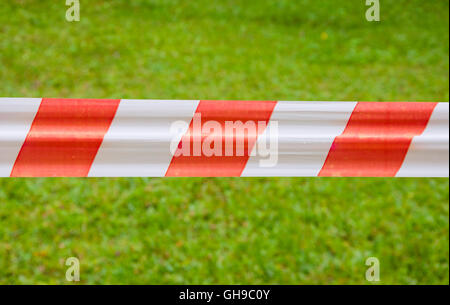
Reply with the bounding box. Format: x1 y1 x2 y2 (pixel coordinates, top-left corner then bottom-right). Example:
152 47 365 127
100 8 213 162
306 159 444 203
0 0 448 284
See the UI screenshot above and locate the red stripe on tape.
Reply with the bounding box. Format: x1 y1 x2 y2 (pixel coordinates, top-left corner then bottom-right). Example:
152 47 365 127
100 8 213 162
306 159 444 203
318 102 437 177
10 98 120 177
165 100 277 177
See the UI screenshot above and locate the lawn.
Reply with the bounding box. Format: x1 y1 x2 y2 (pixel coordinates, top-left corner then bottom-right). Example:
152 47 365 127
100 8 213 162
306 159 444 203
0 0 448 284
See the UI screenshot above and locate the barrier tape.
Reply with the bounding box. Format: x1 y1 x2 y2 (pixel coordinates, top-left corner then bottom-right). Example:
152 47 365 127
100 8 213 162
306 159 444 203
1 98 448 177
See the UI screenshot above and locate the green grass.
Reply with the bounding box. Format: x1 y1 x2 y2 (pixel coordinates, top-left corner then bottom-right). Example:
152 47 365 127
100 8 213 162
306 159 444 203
0 0 448 284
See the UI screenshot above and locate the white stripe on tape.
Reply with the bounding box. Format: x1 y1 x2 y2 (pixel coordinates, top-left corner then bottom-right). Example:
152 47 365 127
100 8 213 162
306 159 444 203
242 101 356 176
396 102 449 177
0 98 41 176
89 99 199 177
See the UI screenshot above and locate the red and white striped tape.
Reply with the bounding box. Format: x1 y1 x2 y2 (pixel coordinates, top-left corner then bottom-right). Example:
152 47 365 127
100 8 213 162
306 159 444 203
1 98 448 177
